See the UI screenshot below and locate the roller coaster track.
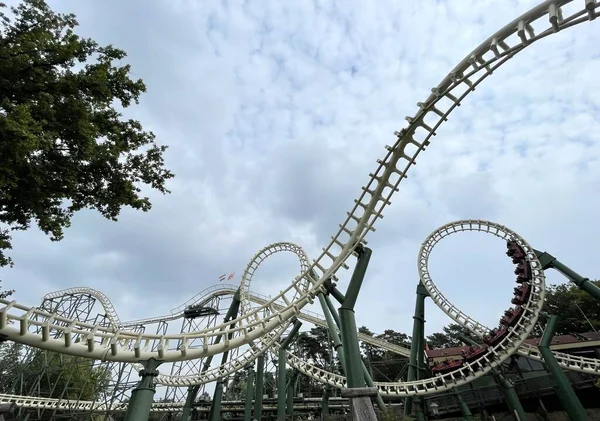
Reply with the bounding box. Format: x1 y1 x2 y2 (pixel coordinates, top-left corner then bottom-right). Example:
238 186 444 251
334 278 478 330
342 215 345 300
0 0 597 410
5 243 409 392
41 284 411 358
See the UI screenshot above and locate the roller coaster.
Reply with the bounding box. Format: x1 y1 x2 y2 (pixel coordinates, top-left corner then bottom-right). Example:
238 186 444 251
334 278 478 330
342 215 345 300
0 0 599 420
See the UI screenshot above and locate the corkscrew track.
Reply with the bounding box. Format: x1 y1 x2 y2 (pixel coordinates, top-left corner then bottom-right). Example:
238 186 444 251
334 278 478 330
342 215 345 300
0 0 597 411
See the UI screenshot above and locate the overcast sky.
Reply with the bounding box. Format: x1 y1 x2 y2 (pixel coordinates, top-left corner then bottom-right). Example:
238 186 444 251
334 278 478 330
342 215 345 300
2 0 599 343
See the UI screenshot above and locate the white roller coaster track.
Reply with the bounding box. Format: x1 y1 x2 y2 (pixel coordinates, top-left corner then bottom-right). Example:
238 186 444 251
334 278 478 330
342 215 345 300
0 0 598 411
0 0 597 364
4 242 409 389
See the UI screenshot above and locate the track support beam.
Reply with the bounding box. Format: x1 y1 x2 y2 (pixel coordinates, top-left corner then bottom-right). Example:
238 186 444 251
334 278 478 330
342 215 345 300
534 249 600 300
244 368 254 421
254 354 266 420
338 245 378 421
286 370 299 417
538 313 587 421
318 291 386 411
277 319 303 421
124 358 162 421
404 282 428 420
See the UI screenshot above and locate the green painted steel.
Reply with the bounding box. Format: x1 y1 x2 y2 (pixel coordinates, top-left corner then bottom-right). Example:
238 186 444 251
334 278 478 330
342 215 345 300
452 390 473 421
181 289 242 421
254 354 265 420
339 246 371 389
318 293 347 370
210 292 241 421
538 314 587 421
535 249 600 300
319 291 385 410
404 282 428 418
209 381 224 421
286 371 299 417
324 292 342 327
123 358 162 421
244 368 254 421
322 387 330 417
277 319 303 421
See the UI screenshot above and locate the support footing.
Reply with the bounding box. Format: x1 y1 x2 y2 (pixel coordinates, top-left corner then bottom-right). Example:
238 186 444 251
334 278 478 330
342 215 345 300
341 387 378 421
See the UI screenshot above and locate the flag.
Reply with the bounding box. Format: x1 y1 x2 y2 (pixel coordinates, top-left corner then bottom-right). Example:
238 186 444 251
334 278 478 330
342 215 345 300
218 273 226 282
227 272 235 280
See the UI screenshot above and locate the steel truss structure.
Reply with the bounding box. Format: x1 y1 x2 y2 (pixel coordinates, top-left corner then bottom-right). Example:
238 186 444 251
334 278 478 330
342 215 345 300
0 0 599 419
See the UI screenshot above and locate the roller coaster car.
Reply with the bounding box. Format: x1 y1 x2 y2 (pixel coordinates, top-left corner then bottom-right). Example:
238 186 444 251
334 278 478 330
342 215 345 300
483 327 508 346
514 261 532 283
183 304 219 319
506 240 526 262
431 358 464 375
511 284 531 305
500 306 524 327
461 345 489 363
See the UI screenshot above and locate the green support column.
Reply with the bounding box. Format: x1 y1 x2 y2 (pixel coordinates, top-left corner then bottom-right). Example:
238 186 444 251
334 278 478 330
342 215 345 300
338 245 371 387
244 368 254 421
318 293 347 370
254 354 266 420
322 387 330 418
210 293 242 421
456 333 526 421
338 244 379 420
277 319 303 421
319 292 385 411
535 249 600 300
324 292 342 327
404 283 428 419
452 390 473 421
209 381 224 421
181 386 200 421
181 290 242 421
538 314 587 421
287 371 299 417
124 358 162 421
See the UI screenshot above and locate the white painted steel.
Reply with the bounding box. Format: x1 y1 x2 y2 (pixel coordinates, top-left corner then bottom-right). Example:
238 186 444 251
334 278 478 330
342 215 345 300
0 0 597 409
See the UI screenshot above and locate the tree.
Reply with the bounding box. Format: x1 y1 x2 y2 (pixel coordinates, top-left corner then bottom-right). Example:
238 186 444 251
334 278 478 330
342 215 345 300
358 327 410 382
294 327 335 396
536 280 600 335
359 326 383 361
11 348 110 401
0 341 20 392
0 280 13 298
296 326 333 369
0 0 174 268
0 346 110 420
425 324 464 349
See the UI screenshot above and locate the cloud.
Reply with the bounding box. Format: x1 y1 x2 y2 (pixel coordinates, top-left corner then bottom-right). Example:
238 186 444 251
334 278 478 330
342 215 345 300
2 0 599 365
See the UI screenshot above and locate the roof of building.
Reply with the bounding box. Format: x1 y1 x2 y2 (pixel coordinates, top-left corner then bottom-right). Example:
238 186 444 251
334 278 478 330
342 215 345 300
425 331 600 359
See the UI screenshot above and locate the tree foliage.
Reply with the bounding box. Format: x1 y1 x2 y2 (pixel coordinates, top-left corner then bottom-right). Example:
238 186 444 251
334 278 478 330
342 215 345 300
0 0 173 268
0 280 13 298
538 280 600 335
296 326 334 369
0 344 110 421
359 326 410 382
425 324 464 350
1 346 110 402
294 326 335 395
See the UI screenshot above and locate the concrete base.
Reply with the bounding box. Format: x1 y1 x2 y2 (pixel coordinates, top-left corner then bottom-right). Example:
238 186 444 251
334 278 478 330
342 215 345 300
341 387 378 421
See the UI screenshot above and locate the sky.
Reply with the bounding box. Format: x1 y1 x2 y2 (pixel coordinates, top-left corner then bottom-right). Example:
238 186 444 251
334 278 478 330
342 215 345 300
1 0 600 348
